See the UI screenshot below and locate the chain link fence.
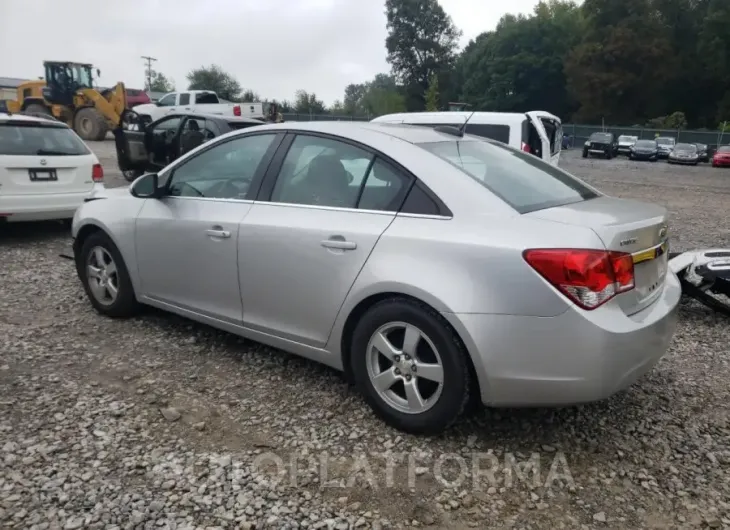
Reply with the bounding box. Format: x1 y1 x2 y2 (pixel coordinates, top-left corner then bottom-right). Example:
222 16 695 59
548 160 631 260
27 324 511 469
563 123 729 150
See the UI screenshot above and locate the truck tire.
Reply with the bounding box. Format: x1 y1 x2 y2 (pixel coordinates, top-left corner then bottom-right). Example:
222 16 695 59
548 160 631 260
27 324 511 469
24 103 52 115
74 107 109 141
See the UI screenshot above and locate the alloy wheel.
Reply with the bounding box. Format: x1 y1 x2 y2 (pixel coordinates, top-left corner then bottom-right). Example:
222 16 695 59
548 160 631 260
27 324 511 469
365 322 444 415
86 246 119 306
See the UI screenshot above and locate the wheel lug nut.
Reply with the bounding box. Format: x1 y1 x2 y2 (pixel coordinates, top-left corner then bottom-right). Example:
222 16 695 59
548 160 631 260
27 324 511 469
411 365 417 372
394 355 400 363
405 375 412 381
394 368 401 375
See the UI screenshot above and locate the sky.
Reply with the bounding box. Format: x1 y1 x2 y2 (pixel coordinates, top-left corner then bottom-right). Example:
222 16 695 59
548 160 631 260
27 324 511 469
0 0 542 105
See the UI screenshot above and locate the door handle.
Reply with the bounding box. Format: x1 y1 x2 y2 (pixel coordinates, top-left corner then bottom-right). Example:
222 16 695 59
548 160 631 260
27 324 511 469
321 239 356 250
206 228 231 239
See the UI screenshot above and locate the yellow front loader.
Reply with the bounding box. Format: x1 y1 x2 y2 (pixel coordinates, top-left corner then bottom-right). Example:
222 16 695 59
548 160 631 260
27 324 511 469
5 61 126 141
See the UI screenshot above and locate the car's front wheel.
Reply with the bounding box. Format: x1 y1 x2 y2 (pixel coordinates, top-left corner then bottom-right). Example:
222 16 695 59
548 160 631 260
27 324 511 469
351 298 471 434
79 231 139 318
123 169 144 182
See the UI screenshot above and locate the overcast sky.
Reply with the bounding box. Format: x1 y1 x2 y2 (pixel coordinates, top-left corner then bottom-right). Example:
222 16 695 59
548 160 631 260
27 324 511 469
0 0 543 104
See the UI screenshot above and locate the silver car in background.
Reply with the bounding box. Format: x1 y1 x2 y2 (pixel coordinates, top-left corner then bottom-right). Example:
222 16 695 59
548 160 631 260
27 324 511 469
72 122 681 434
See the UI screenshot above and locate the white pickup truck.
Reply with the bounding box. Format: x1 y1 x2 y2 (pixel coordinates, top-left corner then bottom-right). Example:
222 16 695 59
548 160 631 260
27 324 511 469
132 90 265 122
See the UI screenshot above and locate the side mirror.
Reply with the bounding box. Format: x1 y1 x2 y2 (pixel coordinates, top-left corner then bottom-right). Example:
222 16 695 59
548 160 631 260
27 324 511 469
130 173 160 198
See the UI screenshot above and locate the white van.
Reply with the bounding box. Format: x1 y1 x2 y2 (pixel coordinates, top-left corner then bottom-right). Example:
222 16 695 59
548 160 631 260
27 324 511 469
371 111 563 166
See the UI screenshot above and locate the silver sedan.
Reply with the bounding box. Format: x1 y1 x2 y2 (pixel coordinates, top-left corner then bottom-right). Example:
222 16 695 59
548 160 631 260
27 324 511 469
72 121 681 434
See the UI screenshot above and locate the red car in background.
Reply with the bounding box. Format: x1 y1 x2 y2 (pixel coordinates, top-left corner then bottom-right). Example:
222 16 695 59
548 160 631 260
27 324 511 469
712 145 730 167
125 88 151 107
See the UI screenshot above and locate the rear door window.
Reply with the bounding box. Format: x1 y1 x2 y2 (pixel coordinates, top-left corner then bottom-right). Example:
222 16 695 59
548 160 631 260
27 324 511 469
464 124 511 144
418 139 598 214
195 92 219 104
540 118 562 156
0 122 90 156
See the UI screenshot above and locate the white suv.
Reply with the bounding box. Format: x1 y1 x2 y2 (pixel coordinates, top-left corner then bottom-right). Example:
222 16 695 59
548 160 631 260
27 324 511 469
0 113 104 223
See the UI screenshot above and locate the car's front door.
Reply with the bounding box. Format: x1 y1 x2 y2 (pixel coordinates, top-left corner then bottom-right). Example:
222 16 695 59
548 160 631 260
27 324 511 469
239 133 412 347
134 132 283 324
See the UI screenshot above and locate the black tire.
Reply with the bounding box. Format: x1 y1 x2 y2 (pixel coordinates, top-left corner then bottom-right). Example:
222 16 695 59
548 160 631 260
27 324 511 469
582 150 588 158
123 170 144 182
74 107 109 141
606 151 613 160
24 103 51 115
78 231 139 318
350 297 471 434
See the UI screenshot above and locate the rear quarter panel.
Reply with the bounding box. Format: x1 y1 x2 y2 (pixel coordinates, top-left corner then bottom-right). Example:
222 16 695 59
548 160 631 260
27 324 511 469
326 211 607 353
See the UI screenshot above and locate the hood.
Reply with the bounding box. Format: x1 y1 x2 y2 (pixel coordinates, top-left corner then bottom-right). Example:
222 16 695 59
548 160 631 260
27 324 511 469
87 186 130 200
132 103 157 115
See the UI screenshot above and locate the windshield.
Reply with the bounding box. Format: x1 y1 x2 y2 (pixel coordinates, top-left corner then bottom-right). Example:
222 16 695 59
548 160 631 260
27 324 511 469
618 135 637 142
718 146 730 153
418 139 599 214
589 133 612 142
656 137 675 145
69 64 93 88
0 122 91 156
635 140 656 148
675 143 697 152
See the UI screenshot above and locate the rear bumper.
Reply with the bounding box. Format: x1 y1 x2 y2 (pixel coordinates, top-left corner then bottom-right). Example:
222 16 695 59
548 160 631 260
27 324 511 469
0 184 105 222
630 153 657 160
443 270 681 407
712 159 730 167
668 158 698 165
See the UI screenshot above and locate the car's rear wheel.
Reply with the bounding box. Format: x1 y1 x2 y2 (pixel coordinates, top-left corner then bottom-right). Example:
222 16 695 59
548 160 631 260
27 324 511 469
79 231 139 318
582 150 588 158
351 298 470 434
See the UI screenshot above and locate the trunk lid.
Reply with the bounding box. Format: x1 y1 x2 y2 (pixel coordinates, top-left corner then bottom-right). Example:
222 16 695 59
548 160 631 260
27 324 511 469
526 196 669 315
0 154 96 195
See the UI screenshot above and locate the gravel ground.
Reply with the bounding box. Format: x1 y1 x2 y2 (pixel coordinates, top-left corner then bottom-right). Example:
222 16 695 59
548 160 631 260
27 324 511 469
2 144 730 530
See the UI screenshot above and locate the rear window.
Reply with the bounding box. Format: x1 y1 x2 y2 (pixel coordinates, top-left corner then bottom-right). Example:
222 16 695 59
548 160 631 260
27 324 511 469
418 139 598 214
656 137 675 145
0 122 90 156
635 140 656 148
675 143 696 151
718 146 730 153
195 92 219 104
227 121 262 130
464 124 510 144
540 118 562 156
618 135 637 142
127 89 142 96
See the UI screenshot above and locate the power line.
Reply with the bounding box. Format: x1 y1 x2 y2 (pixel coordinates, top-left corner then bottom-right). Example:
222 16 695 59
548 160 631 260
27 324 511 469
141 56 157 90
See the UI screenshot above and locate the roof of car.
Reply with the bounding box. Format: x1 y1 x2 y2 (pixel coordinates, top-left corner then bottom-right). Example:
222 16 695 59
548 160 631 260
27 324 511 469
253 121 483 144
0 112 68 127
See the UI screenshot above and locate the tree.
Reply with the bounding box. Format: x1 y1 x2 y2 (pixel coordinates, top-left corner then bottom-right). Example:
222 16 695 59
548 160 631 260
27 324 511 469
565 0 673 123
293 90 326 115
385 0 461 110
340 74 406 117
458 1 583 117
145 71 174 93
425 74 440 111
186 65 242 101
239 89 262 102
329 100 347 115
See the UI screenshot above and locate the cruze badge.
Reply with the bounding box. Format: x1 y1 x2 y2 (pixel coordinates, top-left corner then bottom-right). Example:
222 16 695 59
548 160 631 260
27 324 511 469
40 159 47 166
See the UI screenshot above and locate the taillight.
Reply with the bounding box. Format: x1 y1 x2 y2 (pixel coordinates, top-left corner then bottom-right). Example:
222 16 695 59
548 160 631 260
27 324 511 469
233 105 241 116
92 163 104 183
523 249 635 310
521 142 531 153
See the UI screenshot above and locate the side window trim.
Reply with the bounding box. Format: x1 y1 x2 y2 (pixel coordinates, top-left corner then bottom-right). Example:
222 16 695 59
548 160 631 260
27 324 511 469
160 131 285 200
353 156 377 209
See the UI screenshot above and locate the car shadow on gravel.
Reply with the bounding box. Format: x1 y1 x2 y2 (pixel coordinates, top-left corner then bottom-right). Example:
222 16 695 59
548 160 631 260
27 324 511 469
0 220 71 244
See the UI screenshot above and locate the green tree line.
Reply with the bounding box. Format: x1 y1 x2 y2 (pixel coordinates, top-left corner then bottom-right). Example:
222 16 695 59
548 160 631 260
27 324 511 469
150 0 730 128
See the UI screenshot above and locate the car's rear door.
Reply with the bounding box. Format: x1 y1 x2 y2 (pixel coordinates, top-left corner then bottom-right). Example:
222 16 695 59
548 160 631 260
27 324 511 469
0 119 95 196
238 132 412 348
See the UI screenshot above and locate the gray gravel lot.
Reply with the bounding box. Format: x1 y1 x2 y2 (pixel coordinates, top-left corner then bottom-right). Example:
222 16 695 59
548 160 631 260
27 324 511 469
1 143 730 530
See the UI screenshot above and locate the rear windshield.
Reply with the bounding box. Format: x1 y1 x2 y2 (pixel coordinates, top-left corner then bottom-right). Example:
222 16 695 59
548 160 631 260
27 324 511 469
0 122 90 156
718 146 730 153
618 135 637 142
656 137 675 145
675 143 697 151
635 140 656 148
418 139 599 214
227 121 262 130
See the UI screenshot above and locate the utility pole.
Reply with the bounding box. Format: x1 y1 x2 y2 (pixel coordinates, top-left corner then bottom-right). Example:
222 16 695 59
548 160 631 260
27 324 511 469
141 56 157 90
